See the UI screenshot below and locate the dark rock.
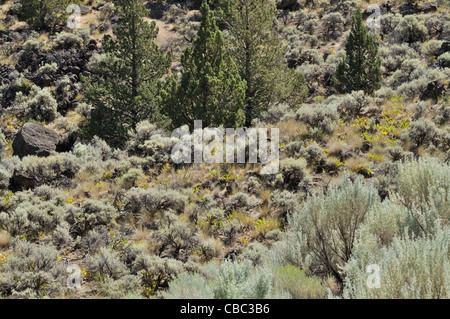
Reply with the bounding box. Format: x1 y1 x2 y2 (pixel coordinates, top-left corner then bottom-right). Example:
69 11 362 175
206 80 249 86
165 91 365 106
56 131 78 153
381 2 394 13
12 170 37 190
437 41 450 56
12 123 62 159
397 3 420 16
420 80 448 102
79 4 91 15
277 0 300 11
363 3 392 19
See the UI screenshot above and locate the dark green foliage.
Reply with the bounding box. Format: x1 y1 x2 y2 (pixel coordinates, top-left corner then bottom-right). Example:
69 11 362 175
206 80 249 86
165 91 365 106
81 0 171 148
162 0 246 129
334 9 381 95
216 0 308 125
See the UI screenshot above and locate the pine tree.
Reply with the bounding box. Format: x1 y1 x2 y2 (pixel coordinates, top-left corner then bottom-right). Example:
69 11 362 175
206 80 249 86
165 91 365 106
215 0 308 126
334 8 382 95
81 0 171 148
162 0 246 129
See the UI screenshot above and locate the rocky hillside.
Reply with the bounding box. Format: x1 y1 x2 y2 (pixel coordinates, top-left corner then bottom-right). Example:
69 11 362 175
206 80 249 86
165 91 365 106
0 0 449 299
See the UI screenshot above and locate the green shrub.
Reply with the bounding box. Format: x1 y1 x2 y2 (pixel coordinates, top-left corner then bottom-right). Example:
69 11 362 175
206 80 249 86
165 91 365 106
380 44 419 73
226 192 262 213
274 265 329 299
392 158 450 235
121 168 144 189
379 13 401 36
338 91 372 119
391 15 428 44
0 166 11 191
100 274 142 299
13 86 58 122
37 63 58 76
212 259 274 299
343 226 450 299
162 272 213 299
127 120 178 165
390 59 424 88
320 12 345 40
0 131 6 160
0 195 69 240
151 216 197 258
124 187 187 217
86 247 128 280
257 103 295 124
17 0 71 30
408 119 439 148
0 240 67 298
422 40 445 58
70 199 118 235
284 176 380 284
296 101 338 135
131 252 185 293
269 190 298 221
16 153 80 188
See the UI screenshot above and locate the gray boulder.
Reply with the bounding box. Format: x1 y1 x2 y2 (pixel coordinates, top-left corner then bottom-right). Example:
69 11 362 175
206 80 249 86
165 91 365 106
12 123 61 158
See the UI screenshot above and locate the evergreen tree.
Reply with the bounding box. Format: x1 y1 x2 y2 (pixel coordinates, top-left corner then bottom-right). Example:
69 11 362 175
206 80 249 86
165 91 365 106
81 0 171 148
216 0 308 126
162 0 246 129
334 8 382 95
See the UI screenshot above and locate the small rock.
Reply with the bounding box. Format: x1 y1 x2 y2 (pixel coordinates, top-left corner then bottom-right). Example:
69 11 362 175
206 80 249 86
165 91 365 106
420 2 438 14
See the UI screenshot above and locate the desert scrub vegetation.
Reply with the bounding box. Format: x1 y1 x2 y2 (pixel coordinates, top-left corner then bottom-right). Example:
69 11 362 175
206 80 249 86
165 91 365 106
0 0 449 299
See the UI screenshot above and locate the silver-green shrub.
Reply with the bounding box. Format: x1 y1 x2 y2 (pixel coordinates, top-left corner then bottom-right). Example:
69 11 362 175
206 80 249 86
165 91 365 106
0 240 67 298
391 15 428 44
343 226 450 299
391 157 450 235
161 272 214 299
282 176 380 284
124 187 187 217
13 86 58 122
0 195 68 239
53 32 84 49
212 259 274 299
100 274 142 299
337 91 373 118
85 247 128 280
70 199 118 235
296 99 339 135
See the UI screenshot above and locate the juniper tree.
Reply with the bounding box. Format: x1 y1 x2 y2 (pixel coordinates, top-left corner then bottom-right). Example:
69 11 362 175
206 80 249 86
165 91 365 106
18 0 73 30
334 9 381 95
81 0 171 148
215 0 308 126
162 0 246 129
